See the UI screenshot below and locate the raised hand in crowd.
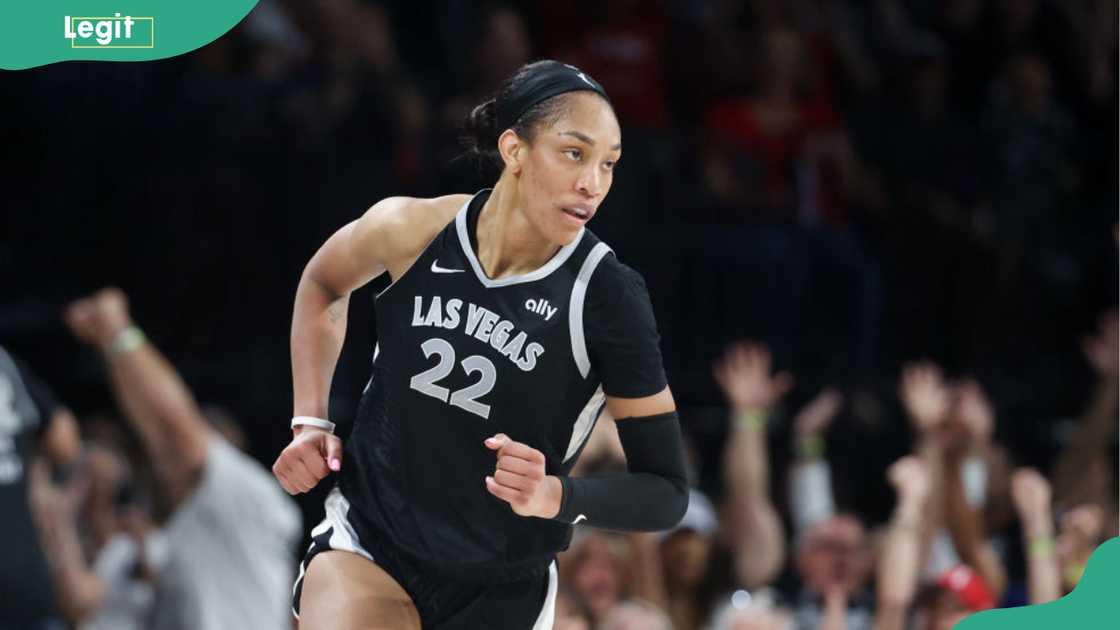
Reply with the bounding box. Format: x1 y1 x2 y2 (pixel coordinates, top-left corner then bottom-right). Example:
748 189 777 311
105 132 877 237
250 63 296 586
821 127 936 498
1010 469 1061 604
899 363 1000 458
942 416 1008 602
28 461 104 626
64 288 132 354
954 378 1016 537
792 387 843 460
874 456 931 630
713 341 787 589
897 361 954 553
1056 504 1105 592
953 380 994 454
1080 309 1118 380
898 362 952 435
65 287 301 630
713 341 794 415
32 439 166 630
65 288 207 506
788 388 844 536
711 345 873 630
887 456 933 524
1052 310 1119 513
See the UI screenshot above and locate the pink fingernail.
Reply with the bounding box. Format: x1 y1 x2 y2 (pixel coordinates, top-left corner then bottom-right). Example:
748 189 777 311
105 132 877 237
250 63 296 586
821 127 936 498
329 459 341 471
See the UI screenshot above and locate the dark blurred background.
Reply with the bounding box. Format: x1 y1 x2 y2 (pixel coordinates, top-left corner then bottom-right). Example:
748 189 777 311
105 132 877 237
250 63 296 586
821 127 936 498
2 0 1116 528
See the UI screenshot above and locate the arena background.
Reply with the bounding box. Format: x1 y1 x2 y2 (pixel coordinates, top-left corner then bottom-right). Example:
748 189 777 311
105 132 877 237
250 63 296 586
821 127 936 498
1 0 1117 626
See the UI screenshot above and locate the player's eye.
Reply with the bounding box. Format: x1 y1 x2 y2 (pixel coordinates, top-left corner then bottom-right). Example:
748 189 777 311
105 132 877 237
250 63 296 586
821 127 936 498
603 160 617 171
563 149 582 162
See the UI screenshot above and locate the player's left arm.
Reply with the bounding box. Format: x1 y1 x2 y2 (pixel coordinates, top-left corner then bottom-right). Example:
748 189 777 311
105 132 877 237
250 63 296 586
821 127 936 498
484 258 689 531
605 387 675 417
483 386 688 531
574 386 689 530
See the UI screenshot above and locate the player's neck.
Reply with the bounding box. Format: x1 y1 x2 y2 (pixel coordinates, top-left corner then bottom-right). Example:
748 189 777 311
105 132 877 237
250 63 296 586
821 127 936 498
475 184 560 280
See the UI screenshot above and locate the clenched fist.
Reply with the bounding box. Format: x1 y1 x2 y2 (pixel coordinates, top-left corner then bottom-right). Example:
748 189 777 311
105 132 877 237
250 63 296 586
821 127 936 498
887 455 931 503
483 434 562 519
272 428 343 495
64 287 133 350
1010 468 1052 521
898 361 951 432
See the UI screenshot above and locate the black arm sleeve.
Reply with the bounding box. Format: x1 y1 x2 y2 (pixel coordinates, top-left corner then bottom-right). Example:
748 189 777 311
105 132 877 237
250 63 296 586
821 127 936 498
552 411 688 531
584 257 668 398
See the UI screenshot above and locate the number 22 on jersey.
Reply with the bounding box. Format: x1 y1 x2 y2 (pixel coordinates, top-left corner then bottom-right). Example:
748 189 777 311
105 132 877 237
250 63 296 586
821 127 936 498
409 338 497 419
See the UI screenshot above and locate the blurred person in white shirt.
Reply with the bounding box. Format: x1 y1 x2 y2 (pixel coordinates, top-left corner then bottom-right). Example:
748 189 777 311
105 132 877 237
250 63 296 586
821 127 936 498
65 288 301 630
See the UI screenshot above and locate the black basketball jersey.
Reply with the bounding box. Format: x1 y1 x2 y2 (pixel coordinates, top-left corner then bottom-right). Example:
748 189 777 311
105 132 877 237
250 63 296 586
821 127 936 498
340 189 667 583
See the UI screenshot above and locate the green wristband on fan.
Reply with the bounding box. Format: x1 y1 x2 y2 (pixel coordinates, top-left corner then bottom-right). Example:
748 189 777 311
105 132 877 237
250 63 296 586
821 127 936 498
1029 535 1055 557
795 434 825 459
1063 562 1086 585
736 409 767 431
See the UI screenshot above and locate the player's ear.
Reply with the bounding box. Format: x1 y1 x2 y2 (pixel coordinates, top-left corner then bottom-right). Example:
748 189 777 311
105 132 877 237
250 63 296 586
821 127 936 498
498 129 524 176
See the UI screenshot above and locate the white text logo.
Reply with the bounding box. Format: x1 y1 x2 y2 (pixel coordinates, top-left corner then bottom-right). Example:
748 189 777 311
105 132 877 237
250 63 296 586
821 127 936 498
525 298 558 321
64 14 154 48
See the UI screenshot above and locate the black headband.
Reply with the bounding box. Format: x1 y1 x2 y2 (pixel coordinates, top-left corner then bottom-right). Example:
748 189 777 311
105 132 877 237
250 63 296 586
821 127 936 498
495 61 609 132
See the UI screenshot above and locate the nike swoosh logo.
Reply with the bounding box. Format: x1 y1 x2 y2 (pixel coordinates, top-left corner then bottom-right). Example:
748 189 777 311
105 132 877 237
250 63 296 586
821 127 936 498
573 514 587 525
431 260 465 274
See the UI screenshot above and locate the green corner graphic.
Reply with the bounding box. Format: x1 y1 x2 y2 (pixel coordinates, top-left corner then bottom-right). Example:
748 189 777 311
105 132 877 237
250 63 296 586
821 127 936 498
1 1 258 70
956 537 1119 629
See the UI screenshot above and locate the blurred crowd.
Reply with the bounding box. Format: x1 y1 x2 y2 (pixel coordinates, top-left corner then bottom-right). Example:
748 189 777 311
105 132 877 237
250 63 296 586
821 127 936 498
1 0 1117 629
2 289 301 630
552 326 1117 629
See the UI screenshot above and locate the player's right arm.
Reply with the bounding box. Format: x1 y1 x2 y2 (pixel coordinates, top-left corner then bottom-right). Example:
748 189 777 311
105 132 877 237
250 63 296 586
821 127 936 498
277 195 464 495
290 198 406 423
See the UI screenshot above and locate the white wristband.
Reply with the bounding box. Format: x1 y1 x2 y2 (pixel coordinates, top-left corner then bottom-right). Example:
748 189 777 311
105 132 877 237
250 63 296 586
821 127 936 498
109 326 147 357
291 416 336 433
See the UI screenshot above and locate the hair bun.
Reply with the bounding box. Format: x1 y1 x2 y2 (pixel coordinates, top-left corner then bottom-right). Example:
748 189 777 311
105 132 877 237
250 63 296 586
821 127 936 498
461 99 500 164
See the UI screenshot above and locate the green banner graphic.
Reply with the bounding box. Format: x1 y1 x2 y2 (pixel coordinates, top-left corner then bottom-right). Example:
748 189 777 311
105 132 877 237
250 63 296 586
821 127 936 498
957 537 1119 629
1 1 258 70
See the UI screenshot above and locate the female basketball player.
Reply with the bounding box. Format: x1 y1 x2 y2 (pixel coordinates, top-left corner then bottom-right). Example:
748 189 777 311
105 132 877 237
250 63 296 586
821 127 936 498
273 60 688 630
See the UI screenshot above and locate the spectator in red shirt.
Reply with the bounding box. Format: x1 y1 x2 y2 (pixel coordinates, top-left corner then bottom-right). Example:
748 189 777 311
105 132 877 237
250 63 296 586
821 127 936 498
703 26 871 226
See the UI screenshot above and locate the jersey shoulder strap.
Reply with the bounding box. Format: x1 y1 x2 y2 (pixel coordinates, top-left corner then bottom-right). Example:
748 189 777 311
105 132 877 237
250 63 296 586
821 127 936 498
567 230 614 379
